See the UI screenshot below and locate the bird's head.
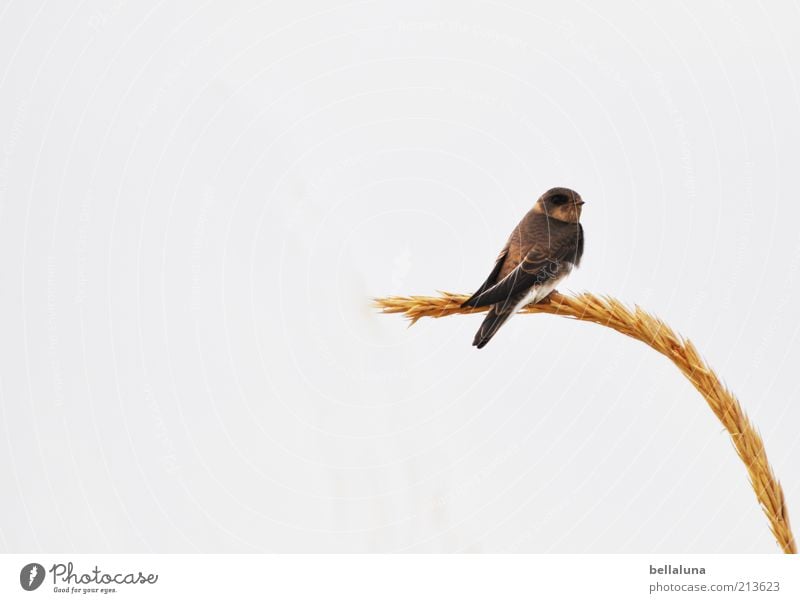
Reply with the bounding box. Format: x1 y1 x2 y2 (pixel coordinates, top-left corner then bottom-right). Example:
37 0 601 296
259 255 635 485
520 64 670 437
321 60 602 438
534 187 584 223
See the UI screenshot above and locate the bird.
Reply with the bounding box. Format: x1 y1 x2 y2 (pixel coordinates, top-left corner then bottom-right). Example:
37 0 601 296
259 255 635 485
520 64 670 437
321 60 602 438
462 187 585 349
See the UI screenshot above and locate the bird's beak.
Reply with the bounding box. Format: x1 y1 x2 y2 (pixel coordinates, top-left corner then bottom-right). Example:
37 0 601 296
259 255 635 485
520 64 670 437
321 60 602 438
577 201 585 206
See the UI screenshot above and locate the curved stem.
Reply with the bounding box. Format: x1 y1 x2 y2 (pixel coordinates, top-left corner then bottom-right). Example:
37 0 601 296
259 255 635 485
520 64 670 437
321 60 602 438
374 290 796 553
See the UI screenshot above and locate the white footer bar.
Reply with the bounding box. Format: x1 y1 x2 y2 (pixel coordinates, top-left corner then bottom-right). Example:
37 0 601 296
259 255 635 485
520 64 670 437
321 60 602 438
1 554 797 602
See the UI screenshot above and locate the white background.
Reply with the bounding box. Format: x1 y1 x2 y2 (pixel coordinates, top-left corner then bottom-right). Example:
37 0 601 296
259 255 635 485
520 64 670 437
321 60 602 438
0 0 799 553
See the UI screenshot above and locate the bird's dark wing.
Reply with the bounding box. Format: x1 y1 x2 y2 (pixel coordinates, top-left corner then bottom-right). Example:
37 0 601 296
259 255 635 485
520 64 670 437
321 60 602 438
461 247 568 309
574 223 584 267
461 246 508 307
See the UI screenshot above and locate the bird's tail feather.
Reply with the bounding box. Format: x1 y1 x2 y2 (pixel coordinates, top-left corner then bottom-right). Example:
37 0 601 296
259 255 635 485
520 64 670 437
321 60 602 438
472 306 514 349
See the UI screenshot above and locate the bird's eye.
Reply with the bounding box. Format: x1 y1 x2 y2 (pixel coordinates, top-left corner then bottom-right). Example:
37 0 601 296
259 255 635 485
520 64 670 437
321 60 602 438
550 194 569 206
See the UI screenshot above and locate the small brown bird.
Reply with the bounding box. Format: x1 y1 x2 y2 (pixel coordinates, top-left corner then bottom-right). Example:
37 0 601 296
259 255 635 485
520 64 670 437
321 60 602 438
462 187 585 348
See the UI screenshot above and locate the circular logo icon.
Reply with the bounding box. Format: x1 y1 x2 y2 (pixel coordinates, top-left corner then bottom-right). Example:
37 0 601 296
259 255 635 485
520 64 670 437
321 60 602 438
20 563 45 591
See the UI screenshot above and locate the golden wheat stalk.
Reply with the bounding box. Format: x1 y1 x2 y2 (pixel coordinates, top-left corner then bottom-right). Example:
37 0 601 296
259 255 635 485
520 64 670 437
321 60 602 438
374 290 797 554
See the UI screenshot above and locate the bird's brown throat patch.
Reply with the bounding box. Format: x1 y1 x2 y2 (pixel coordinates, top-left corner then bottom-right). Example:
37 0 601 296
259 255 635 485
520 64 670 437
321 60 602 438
533 203 582 223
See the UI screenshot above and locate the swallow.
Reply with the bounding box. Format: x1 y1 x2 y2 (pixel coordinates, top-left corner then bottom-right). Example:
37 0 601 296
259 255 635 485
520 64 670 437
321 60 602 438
462 187 585 349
